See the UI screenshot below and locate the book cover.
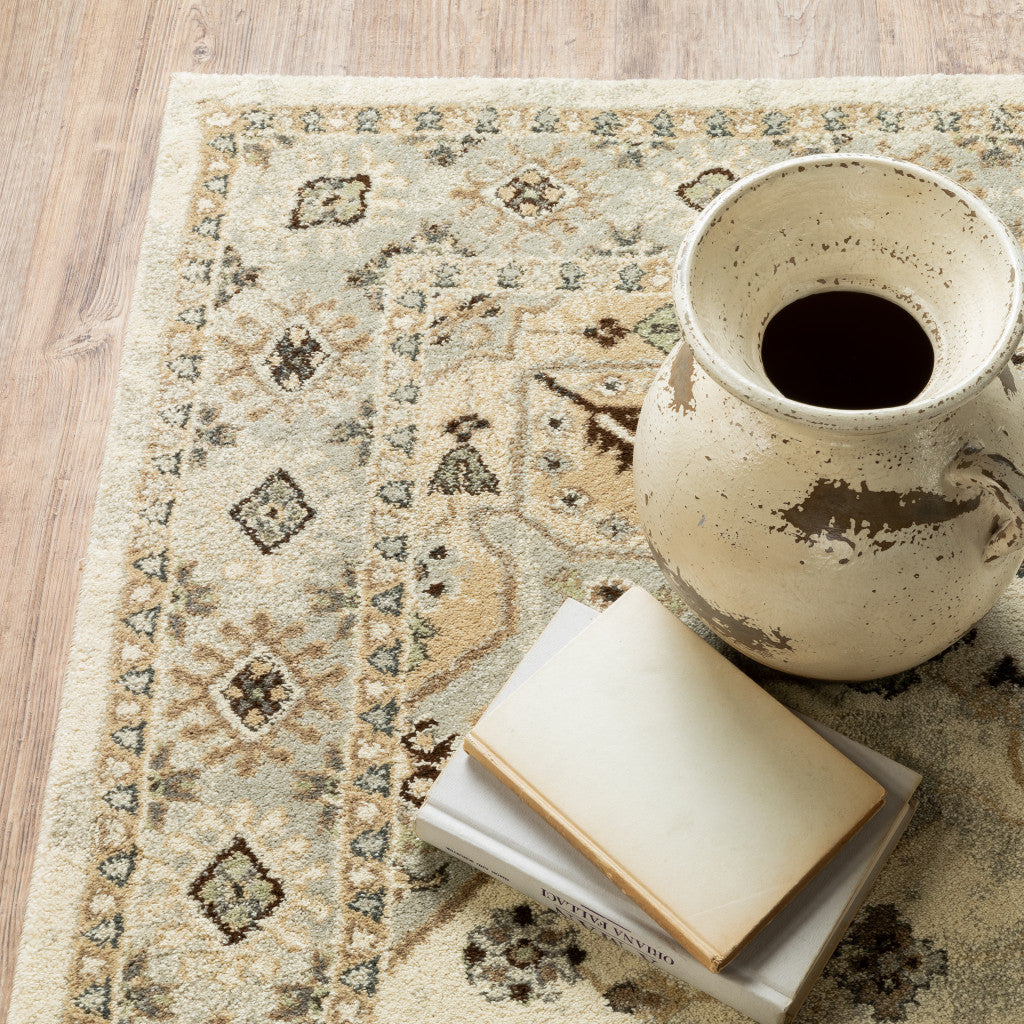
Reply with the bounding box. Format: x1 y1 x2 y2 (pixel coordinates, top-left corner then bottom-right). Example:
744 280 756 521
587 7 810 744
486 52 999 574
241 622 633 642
462 587 886 972
415 599 920 1024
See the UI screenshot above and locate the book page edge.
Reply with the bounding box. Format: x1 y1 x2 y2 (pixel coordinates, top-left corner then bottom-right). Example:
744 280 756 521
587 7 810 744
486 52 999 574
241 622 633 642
462 732 725 972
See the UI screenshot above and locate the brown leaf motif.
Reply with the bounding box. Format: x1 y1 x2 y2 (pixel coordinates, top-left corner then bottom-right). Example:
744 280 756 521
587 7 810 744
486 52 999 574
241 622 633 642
535 372 640 473
584 317 629 348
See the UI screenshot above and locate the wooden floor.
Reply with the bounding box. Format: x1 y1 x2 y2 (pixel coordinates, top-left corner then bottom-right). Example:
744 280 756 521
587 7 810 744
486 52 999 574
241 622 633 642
2 0 1023 1010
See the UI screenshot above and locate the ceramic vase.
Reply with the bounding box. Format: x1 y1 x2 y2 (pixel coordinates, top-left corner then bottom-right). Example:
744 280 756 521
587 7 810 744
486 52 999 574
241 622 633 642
634 154 1024 680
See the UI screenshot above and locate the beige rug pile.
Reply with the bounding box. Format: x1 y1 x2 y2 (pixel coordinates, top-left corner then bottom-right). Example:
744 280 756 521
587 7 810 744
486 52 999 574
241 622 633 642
12 74 1024 1024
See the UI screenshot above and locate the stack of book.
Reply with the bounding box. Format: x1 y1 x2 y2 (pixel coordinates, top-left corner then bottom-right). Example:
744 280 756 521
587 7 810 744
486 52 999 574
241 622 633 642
415 588 920 1024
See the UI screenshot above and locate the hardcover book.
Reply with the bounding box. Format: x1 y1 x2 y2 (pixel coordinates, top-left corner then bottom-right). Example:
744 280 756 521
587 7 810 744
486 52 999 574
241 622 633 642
415 598 920 1024
463 587 886 972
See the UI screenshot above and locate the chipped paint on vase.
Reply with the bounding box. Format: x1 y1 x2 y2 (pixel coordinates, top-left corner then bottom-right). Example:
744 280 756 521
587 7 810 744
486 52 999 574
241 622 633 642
635 154 1024 680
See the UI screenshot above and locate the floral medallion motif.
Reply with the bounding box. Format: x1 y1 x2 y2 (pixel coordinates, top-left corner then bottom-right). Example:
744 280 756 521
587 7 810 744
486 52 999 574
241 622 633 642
449 142 594 251
827 903 949 1022
463 903 587 1003
163 611 345 776
267 323 329 391
496 166 567 218
215 652 296 736
213 291 372 415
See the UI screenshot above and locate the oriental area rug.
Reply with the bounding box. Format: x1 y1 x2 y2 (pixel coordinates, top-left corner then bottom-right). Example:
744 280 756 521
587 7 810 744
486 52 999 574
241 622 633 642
11 74 1024 1024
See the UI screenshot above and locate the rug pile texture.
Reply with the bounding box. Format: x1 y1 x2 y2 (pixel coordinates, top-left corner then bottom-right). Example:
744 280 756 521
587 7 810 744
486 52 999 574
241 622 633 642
11 74 1024 1024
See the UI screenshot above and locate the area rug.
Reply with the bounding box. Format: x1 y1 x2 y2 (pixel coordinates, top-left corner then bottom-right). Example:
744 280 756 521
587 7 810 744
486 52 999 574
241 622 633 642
11 74 1024 1024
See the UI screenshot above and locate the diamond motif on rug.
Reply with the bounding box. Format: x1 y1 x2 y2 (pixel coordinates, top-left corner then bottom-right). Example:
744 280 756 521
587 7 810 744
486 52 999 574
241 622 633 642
266 324 328 391
229 469 315 553
496 167 565 217
189 836 284 944
218 654 295 735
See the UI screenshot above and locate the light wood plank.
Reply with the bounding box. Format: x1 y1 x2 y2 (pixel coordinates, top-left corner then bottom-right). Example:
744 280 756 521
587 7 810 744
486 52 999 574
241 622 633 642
3 1 1023 1016
341 0 619 78
0 2 176 1007
0 0 85 346
877 0 1024 74
615 0 882 80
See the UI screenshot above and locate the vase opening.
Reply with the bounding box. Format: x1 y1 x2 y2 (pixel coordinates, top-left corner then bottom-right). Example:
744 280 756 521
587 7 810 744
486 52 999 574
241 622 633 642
759 289 935 411
675 155 1024 432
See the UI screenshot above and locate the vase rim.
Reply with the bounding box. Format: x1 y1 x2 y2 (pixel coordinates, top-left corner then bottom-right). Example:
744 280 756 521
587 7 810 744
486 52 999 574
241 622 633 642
673 153 1024 434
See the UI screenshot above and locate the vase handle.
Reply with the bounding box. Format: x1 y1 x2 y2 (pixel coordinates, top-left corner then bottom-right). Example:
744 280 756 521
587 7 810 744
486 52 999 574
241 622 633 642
948 442 1024 563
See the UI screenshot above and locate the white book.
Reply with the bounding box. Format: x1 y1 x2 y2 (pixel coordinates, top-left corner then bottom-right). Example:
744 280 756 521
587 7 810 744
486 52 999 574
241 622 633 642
415 599 920 1024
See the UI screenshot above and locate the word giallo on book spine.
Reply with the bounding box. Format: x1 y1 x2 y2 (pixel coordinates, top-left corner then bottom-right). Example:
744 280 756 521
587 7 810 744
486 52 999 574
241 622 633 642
539 889 677 966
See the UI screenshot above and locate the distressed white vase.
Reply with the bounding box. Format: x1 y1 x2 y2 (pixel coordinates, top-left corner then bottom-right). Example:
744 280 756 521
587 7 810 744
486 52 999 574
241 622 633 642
634 154 1024 681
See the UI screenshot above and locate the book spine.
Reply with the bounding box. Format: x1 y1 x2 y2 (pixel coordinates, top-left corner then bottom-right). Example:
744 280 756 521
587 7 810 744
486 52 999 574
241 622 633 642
414 805 785 1024
414 809 677 965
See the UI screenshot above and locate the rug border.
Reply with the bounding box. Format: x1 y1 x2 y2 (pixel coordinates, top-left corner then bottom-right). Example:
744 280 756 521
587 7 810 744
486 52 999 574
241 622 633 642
10 69 1024 1021
167 70 1024 109
7 77 207 1024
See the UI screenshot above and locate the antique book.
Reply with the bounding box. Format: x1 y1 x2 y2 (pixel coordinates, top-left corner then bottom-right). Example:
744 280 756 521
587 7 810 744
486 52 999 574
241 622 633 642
415 599 920 1024
461 587 887 972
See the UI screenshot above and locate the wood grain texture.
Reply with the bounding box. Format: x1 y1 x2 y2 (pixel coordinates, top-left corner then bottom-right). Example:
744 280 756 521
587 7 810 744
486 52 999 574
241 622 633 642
2 0 1023 1013
876 0 1024 74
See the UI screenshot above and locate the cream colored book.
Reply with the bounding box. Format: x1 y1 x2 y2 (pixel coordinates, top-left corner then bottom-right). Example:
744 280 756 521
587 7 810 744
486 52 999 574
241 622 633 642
463 587 885 973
